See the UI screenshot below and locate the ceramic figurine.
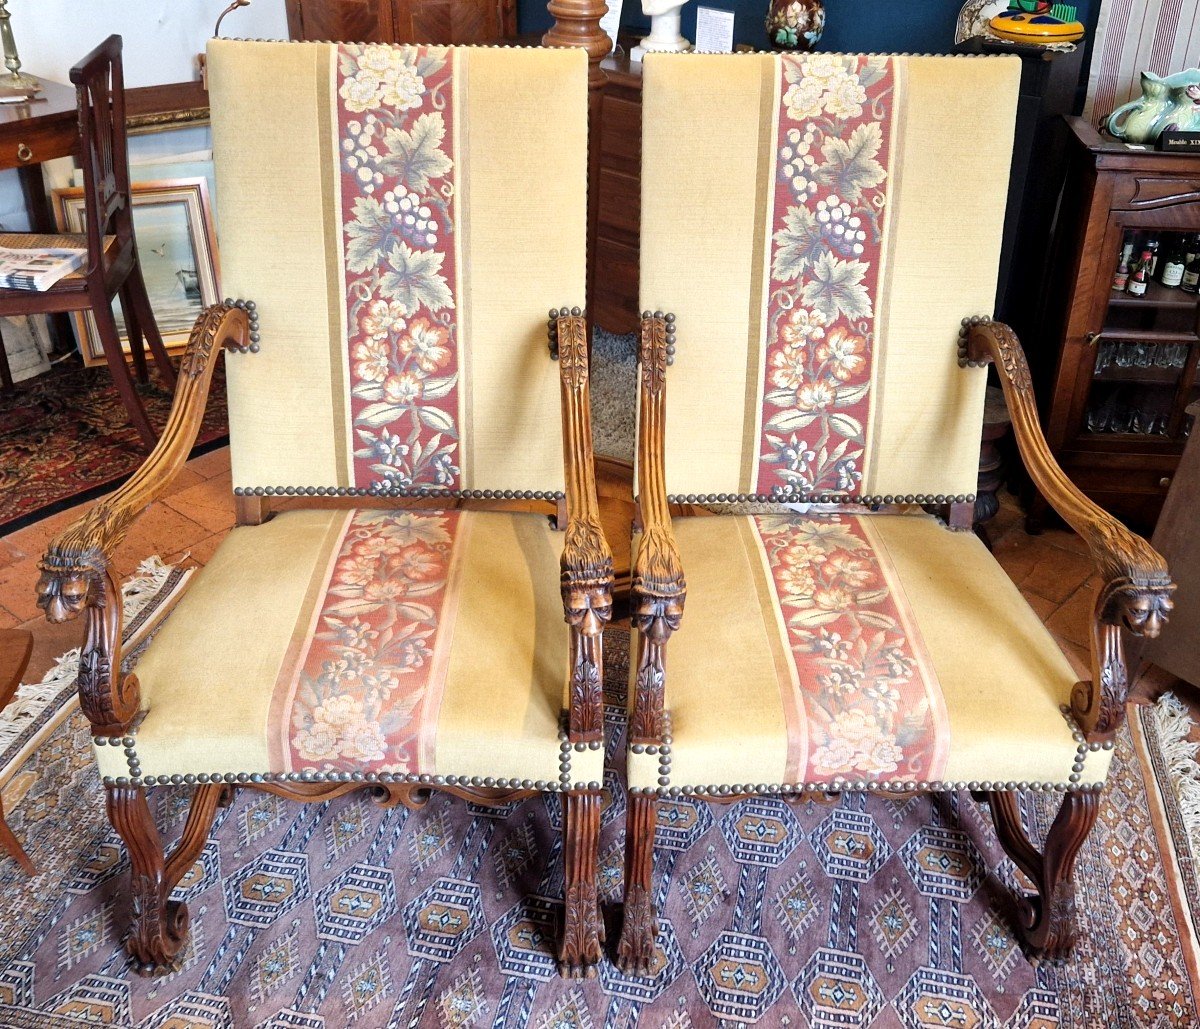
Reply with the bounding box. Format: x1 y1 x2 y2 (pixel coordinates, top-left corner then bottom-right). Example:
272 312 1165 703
637 0 693 54
1107 69 1200 144
766 0 825 52
955 0 1008 43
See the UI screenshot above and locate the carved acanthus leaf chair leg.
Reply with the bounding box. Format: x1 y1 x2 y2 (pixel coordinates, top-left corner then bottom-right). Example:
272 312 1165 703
559 788 603 978
106 784 223 976
987 789 1100 959
616 791 657 975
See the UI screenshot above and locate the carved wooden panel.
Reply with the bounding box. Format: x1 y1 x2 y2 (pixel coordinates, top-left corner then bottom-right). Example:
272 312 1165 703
286 0 516 44
393 0 515 42
1113 176 1200 210
285 0 395 41
593 63 642 334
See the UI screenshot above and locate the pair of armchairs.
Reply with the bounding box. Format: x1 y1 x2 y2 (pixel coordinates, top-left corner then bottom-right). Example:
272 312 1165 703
35 41 1173 982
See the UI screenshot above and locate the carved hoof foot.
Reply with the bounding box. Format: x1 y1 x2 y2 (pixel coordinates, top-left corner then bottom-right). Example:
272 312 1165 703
616 888 657 976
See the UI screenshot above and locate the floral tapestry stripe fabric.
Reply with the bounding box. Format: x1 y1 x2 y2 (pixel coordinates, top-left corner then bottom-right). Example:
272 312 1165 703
751 514 949 782
337 44 463 492
757 55 896 497
277 510 464 774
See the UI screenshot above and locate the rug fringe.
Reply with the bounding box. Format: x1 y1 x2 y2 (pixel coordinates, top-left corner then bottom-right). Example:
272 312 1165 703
1147 692 1200 861
0 557 178 754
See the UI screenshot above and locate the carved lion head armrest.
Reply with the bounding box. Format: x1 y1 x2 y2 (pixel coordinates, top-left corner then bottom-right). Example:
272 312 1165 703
966 318 1175 738
33 302 252 737
554 312 615 743
626 314 688 745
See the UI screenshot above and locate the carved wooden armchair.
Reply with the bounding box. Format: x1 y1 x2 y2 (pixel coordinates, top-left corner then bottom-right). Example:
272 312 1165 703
616 52 1175 974
36 41 612 978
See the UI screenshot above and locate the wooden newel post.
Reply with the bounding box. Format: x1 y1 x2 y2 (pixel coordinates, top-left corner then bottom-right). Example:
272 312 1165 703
543 0 611 87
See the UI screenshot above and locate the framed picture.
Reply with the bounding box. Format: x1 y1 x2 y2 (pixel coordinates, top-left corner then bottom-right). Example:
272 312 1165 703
0 314 52 382
51 178 220 368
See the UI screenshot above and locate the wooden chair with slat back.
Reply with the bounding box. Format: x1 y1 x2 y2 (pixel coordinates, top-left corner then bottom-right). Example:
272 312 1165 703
0 35 175 447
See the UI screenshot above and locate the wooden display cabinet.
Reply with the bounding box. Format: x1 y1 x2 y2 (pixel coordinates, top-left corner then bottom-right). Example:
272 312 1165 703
592 51 642 335
1036 118 1200 534
284 0 516 46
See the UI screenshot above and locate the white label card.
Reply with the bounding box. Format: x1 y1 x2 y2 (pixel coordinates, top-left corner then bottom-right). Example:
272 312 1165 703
600 0 624 54
694 6 735 53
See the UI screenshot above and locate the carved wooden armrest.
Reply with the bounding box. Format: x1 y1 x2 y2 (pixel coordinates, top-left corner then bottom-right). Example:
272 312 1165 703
630 314 686 745
34 302 251 736
966 319 1174 737
556 313 614 744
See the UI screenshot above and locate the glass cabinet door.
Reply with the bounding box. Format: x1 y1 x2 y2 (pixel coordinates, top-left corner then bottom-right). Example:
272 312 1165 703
1082 229 1200 442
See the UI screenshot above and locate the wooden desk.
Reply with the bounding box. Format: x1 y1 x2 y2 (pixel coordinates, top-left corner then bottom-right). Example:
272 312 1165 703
0 78 212 240
0 80 79 234
0 79 210 356
0 81 81 352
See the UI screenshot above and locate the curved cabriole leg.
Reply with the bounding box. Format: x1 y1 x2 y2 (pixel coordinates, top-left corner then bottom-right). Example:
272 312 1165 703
987 790 1100 958
559 789 603 978
616 791 657 975
106 784 223 976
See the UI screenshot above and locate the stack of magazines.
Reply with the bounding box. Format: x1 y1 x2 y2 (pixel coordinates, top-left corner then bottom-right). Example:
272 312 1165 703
0 245 87 291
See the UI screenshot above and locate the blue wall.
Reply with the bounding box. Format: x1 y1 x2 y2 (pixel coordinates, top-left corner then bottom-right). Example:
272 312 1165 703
521 0 1094 56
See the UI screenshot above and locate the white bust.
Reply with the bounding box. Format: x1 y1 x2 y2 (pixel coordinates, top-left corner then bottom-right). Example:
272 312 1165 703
636 0 692 54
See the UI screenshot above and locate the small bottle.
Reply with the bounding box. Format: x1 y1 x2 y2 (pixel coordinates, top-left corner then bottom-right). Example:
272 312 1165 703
1182 241 1200 294
1127 250 1152 296
1161 239 1186 288
1112 235 1135 290
1145 234 1160 276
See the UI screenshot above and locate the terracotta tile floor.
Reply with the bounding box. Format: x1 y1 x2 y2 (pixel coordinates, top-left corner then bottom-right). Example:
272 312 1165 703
0 447 1173 696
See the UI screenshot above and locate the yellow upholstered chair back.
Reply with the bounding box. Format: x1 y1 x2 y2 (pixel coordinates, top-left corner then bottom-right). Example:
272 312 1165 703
207 41 587 499
639 53 1019 503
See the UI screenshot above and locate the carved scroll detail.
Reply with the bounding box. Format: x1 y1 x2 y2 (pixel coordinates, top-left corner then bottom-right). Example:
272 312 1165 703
107 785 223 975
986 790 1100 958
638 314 667 397
557 313 590 390
179 300 250 378
967 320 1174 738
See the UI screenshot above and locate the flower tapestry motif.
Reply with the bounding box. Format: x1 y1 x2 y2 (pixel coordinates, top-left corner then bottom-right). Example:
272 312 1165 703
753 514 948 782
286 510 460 773
757 55 895 497
337 44 462 492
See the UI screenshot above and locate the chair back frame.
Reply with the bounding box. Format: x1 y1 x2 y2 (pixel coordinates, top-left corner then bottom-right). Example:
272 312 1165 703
70 34 133 279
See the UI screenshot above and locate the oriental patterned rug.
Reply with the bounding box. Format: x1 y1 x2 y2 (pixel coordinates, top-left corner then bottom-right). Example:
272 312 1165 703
0 361 228 534
0 625 1198 1027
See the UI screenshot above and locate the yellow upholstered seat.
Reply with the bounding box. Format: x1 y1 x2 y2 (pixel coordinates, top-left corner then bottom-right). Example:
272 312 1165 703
627 510 1107 793
95 508 602 790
